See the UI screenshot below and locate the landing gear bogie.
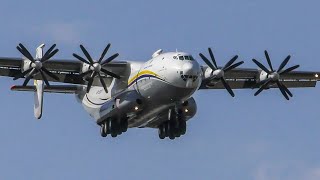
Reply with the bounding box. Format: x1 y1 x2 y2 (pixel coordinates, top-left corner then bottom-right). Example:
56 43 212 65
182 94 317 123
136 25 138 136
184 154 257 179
158 120 187 140
99 117 129 138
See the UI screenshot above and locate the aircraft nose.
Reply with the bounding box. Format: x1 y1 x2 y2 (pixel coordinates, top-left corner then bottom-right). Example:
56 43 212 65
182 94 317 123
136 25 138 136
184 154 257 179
182 62 197 75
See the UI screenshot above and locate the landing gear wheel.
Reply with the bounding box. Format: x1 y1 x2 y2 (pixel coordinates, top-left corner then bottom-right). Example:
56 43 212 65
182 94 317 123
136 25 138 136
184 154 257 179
110 119 118 137
169 133 175 140
180 120 186 135
111 132 117 137
121 119 128 133
116 120 122 135
168 123 175 140
104 121 109 134
164 122 169 137
100 124 107 137
158 125 165 139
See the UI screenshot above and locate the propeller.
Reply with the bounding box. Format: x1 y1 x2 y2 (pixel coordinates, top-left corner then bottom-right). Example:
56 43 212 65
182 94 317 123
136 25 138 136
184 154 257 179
199 48 244 97
14 43 59 86
73 44 120 93
252 50 300 100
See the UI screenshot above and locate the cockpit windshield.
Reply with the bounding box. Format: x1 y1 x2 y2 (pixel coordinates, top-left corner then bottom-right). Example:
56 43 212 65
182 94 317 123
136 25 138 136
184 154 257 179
174 55 195 61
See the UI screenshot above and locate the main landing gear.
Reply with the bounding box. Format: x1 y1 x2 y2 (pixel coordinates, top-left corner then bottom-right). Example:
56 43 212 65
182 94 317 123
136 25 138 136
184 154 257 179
158 109 187 140
100 117 128 138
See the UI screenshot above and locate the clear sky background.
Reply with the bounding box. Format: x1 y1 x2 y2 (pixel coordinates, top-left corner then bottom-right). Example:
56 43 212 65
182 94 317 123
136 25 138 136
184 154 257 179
0 0 319 180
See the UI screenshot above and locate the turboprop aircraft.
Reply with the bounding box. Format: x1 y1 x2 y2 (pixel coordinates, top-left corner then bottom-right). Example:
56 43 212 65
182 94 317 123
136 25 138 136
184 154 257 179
0 43 319 139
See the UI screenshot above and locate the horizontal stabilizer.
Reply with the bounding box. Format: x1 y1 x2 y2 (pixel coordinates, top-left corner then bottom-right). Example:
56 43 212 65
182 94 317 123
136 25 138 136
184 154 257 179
11 85 79 94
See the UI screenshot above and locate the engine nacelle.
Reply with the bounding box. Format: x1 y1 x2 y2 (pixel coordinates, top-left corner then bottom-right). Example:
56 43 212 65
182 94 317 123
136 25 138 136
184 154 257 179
204 67 213 79
258 70 268 82
177 97 197 120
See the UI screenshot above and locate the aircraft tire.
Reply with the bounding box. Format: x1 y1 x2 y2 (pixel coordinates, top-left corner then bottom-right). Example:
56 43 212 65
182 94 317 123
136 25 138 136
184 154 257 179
158 125 165 139
121 119 128 133
180 121 186 135
100 124 107 137
110 119 118 137
168 123 175 140
164 122 169 137
111 132 117 138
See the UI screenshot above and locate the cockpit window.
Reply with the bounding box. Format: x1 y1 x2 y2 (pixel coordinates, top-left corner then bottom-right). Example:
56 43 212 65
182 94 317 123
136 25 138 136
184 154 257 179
177 55 195 61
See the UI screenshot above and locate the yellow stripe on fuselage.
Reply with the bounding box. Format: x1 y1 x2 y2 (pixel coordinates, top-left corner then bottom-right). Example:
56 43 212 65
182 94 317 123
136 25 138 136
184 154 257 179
128 70 160 85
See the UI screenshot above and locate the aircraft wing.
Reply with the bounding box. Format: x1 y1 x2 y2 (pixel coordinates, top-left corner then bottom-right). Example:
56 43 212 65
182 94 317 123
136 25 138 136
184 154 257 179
199 67 320 89
0 57 128 85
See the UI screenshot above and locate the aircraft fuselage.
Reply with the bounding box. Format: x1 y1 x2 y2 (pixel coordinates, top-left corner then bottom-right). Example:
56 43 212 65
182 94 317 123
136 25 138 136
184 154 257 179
80 51 202 128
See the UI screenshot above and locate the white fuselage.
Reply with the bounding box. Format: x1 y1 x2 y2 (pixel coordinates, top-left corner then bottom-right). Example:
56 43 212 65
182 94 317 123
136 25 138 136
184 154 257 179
78 51 203 127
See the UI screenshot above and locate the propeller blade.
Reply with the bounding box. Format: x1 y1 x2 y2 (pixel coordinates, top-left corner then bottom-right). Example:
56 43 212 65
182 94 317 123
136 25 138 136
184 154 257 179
41 49 59 63
86 72 97 93
252 59 271 74
41 44 56 62
98 73 108 93
278 55 291 72
22 69 36 86
276 81 290 100
264 50 274 72
73 53 90 64
80 45 94 64
101 53 119 65
279 82 293 97
254 79 272 96
254 78 272 88
221 77 235 97
101 68 121 79
208 48 218 69
42 67 59 81
223 55 238 70
79 70 93 78
17 44 35 62
280 65 300 75
199 53 216 71
39 69 50 87
98 44 111 63
13 68 33 80
224 61 244 72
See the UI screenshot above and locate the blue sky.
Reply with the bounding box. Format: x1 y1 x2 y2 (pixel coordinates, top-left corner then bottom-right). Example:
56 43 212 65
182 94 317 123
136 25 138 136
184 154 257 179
0 0 320 179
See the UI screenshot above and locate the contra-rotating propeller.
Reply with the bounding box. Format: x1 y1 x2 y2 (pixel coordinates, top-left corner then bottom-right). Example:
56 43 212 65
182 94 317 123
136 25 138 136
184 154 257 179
73 44 121 93
252 50 300 100
199 48 244 97
14 43 60 86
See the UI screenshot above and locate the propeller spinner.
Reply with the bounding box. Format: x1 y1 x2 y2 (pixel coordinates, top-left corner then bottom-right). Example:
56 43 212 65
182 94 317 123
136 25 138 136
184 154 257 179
252 50 300 100
199 48 244 97
73 44 121 93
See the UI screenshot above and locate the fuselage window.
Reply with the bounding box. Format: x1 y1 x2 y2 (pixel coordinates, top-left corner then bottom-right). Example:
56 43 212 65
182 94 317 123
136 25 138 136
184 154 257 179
179 56 184 60
189 56 194 61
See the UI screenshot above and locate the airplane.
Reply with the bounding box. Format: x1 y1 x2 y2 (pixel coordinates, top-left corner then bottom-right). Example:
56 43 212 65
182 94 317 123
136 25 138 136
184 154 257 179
0 43 319 140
